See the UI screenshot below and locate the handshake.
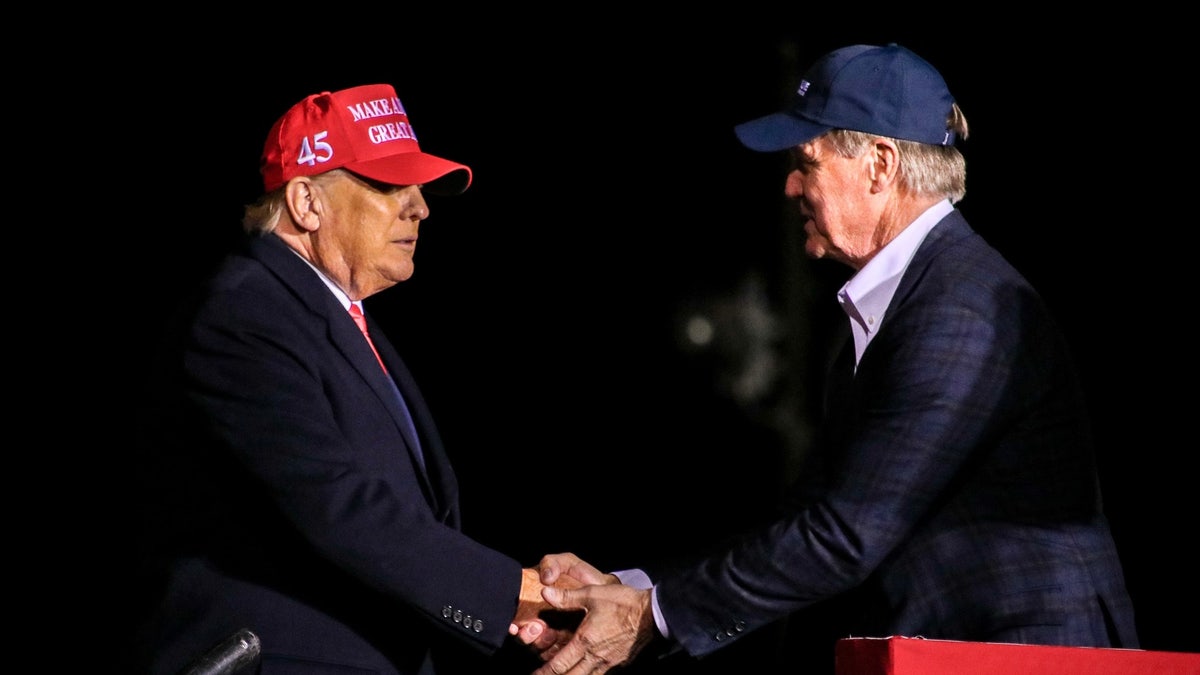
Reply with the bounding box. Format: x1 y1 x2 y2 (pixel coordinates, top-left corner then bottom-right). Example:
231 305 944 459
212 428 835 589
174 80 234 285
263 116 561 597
510 552 658 675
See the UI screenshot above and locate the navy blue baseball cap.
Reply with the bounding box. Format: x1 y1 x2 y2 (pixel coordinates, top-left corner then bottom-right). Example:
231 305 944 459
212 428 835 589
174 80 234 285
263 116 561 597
735 43 958 152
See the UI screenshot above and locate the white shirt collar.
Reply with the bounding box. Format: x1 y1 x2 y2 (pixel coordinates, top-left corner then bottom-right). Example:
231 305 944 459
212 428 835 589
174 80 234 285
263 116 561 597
287 245 355 312
838 199 954 366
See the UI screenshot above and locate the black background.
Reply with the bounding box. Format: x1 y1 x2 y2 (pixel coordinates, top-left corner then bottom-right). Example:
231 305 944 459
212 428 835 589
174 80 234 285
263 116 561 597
71 14 1195 671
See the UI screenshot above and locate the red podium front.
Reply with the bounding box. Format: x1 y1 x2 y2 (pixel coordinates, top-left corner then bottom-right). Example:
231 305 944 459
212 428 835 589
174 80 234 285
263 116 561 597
836 636 1200 675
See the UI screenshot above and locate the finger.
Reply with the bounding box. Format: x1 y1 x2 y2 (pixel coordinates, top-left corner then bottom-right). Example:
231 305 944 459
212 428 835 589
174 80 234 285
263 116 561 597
539 552 574 585
511 619 543 643
566 562 607 586
542 640 617 675
541 585 585 612
533 633 588 675
531 626 567 654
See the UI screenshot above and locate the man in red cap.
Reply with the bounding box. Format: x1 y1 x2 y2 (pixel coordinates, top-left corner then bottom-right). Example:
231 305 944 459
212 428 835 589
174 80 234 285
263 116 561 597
131 84 575 675
516 44 1139 674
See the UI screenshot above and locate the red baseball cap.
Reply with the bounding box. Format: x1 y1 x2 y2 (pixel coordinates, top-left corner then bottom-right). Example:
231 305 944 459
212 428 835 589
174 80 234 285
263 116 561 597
259 84 472 195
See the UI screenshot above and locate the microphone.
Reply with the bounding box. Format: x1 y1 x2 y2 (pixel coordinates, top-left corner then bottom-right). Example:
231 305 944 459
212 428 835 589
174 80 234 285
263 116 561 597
182 628 261 675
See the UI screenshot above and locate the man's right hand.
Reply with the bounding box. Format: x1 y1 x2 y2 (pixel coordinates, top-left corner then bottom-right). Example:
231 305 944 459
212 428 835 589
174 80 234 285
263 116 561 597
511 562 588 654
537 551 618 588
512 552 655 674
535 579 655 674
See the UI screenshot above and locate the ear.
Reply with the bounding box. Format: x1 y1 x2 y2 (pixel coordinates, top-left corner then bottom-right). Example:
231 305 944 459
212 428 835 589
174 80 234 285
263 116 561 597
868 139 900 193
284 177 322 233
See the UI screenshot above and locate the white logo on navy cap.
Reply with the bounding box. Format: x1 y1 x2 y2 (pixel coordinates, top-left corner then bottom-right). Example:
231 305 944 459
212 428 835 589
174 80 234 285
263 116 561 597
797 80 811 96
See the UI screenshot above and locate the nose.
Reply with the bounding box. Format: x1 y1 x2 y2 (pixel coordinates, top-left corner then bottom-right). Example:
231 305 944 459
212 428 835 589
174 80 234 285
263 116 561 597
407 187 429 221
784 169 803 199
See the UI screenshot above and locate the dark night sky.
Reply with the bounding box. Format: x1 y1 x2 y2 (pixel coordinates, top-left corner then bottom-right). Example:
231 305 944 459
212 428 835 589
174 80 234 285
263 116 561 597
71 16 1195 667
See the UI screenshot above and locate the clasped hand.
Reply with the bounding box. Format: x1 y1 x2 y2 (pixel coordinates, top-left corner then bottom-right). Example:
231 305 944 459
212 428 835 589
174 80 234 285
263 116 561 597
511 552 655 674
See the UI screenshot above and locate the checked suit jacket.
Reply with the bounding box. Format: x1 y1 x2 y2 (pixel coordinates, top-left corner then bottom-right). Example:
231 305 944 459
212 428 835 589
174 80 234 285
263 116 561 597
132 232 525 675
652 209 1139 662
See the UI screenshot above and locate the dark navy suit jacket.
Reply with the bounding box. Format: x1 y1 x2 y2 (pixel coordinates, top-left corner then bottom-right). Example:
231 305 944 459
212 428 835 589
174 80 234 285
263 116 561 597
133 233 523 674
653 210 1138 662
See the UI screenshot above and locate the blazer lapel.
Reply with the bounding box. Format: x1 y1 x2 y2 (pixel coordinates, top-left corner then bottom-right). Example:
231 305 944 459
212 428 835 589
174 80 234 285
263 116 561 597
365 312 459 525
247 234 448 517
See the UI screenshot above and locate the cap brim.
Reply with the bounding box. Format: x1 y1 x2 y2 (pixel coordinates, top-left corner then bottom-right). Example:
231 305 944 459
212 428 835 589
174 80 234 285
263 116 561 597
734 111 830 152
347 153 473 196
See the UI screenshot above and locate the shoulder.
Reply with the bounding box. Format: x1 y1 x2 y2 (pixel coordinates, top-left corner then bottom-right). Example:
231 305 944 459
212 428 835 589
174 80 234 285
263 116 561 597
183 238 336 346
910 213 1032 300
884 213 1057 344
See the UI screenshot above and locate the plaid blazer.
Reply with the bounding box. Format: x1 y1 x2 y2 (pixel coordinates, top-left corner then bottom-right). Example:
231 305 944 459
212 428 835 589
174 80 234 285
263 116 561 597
655 210 1138 660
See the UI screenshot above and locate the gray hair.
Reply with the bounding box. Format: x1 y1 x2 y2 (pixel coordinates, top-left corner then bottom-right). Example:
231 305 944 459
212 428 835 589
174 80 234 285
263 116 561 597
241 170 349 235
241 190 286 235
824 102 970 204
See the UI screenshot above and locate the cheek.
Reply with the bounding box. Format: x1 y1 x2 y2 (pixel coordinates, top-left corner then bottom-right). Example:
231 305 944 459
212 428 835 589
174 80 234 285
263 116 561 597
809 179 851 226
806 187 832 225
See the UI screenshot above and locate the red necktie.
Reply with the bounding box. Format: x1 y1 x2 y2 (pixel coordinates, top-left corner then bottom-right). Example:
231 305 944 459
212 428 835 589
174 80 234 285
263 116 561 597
348 303 427 474
349 304 388 374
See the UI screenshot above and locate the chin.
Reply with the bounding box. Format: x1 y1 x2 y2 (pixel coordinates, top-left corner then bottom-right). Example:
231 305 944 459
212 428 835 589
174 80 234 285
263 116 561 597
386 259 416 282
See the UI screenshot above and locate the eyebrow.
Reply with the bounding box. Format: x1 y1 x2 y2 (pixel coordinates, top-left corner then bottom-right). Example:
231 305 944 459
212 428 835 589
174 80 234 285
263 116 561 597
789 147 819 173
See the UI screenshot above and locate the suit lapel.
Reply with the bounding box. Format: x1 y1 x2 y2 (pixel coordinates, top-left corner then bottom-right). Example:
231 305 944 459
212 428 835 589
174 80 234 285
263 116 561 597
247 234 452 520
366 313 459 525
823 323 856 434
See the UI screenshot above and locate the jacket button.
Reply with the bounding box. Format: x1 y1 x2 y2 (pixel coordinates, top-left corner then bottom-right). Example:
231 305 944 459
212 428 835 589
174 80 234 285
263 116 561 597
714 632 725 641
472 619 484 632
442 606 452 619
453 609 463 623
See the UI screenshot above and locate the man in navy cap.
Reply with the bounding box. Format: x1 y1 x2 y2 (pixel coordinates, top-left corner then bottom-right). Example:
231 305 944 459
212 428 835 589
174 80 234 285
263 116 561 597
513 43 1140 674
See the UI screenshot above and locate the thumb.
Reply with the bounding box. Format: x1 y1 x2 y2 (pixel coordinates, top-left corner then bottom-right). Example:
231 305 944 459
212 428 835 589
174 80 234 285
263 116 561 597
541 585 581 611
